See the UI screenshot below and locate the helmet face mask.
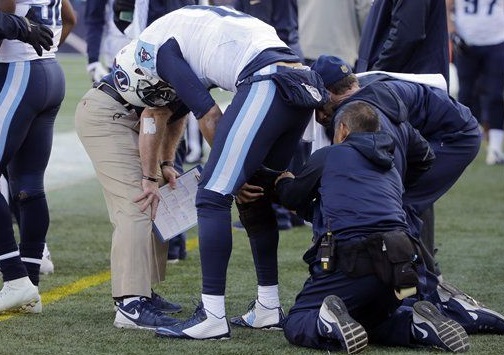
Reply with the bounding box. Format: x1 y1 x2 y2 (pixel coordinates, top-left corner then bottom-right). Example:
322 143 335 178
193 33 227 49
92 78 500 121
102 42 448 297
113 41 176 108
136 77 178 107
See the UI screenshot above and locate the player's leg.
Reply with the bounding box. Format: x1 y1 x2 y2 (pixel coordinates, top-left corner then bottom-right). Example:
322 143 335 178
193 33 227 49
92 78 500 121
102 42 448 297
479 42 504 165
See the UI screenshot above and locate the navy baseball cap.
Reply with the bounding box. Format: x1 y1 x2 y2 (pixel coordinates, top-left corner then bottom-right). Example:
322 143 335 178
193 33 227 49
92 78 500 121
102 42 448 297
311 55 353 87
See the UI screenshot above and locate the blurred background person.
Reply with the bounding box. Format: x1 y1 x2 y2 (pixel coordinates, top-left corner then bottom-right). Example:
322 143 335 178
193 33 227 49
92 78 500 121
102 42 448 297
447 0 504 165
84 0 130 83
298 0 372 67
298 0 372 151
355 0 450 84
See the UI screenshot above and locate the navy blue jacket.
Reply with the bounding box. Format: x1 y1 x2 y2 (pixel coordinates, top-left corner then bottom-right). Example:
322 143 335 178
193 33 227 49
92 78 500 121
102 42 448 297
233 0 302 58
110 0 197 38
149 0 197 24
355 0 449 82
359 74 479 139
337 82 435 188
277 132 410 241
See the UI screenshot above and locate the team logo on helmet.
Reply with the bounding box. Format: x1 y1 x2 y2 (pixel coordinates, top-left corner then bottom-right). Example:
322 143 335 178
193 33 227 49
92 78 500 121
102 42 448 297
112 60 130 93
138 47 153 63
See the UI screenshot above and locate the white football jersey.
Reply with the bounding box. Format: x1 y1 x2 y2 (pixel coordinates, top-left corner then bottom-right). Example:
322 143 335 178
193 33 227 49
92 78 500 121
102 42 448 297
0 0 63 62
137 6 289 92
454 0 504 45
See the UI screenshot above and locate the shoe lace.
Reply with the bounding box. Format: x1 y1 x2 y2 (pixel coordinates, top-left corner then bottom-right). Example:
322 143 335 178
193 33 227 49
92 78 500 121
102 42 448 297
140 297 167 317
189 298 224 321
246 300 257 312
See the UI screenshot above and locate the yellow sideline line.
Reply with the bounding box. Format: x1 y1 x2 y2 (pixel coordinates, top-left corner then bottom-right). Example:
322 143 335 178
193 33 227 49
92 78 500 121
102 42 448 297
0 237 199 322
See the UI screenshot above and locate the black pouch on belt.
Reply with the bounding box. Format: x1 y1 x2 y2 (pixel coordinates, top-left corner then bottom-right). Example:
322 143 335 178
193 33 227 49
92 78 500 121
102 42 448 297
365 230 419 290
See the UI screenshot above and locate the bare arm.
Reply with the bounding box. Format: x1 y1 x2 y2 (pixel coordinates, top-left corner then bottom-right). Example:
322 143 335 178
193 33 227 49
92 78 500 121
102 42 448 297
0 0 15 13
197 104 223 147
59 0 77 46
446 0 455 35
159 115 188 188
134 107 172 220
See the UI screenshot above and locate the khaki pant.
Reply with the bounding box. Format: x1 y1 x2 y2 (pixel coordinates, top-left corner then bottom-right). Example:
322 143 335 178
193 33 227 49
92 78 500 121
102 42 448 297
75 89 168 298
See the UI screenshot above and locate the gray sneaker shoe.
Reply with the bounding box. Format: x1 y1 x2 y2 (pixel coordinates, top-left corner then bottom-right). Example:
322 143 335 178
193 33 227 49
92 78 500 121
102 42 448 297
438 281 504 334
113 297 179 330
317 295 368 354
412 300 470 352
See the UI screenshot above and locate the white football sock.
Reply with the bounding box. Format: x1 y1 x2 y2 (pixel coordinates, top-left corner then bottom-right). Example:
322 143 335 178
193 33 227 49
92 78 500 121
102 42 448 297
488 129 504 153
258 285 280 308
202 294 225 318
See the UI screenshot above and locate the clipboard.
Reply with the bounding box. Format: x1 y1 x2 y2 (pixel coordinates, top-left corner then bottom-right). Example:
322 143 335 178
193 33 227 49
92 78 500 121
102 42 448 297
153 165 202 242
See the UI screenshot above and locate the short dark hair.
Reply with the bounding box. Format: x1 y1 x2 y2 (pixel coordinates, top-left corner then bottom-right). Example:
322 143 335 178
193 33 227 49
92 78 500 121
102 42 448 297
334 101 380 133
327 73 359 95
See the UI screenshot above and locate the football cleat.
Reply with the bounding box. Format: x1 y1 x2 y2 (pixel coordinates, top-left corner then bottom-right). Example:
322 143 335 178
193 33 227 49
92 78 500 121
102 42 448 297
230 299 285 330
438 281 504 334
155 301 230 340
317 295 368 354
113 297 179 330
486 148 504 165
40 243 54 275
412 300 469 352
0 276 41 313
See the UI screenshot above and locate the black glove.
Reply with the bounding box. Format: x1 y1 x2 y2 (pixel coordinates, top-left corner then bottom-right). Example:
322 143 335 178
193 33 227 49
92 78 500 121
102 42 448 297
113 0 135 33
450 32 469 56
20 10 53 56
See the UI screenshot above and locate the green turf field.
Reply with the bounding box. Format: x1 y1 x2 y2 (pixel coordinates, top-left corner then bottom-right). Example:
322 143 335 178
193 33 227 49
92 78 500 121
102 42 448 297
0 54 502 355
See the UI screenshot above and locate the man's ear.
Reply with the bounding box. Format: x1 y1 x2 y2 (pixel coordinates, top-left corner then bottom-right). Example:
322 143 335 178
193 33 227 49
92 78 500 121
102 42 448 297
334 122 349 143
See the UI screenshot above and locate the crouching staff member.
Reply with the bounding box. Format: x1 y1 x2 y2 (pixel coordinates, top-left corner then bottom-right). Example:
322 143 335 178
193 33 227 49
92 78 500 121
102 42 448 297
276 102 469 354
75 42 188 330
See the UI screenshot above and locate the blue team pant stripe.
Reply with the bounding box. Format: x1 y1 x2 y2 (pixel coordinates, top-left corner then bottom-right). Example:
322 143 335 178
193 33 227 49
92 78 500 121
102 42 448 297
0 62 30 159
205 66 276 194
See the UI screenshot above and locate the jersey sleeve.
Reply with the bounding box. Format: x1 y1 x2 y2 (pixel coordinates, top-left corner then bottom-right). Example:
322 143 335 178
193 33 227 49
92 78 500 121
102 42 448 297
155 38 216 119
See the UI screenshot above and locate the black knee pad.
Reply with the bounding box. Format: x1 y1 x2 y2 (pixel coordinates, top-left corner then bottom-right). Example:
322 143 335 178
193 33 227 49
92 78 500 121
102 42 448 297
13 191 45 204
247 166 284 199
236 197 277 235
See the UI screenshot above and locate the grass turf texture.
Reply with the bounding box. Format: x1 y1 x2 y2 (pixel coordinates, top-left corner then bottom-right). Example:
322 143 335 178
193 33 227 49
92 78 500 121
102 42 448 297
0 54 502 354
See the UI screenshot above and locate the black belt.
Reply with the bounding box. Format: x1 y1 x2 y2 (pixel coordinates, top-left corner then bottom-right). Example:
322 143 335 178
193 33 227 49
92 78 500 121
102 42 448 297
93 82 133 110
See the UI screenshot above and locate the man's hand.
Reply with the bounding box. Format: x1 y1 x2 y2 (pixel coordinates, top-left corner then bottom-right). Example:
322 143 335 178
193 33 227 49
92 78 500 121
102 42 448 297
20 10 53 56
133 178 160 220
161 165 180 189
235 182 264 204
275 171 294 185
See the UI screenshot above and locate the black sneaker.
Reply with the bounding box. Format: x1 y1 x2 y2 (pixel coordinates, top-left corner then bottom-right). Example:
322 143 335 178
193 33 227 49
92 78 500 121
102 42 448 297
412 300 470 352
151 291 182 314
317 295 368 354
113 297 179 330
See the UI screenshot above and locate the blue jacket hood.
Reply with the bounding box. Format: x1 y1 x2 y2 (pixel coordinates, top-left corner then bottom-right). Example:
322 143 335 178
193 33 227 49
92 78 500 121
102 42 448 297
344 131 395 170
